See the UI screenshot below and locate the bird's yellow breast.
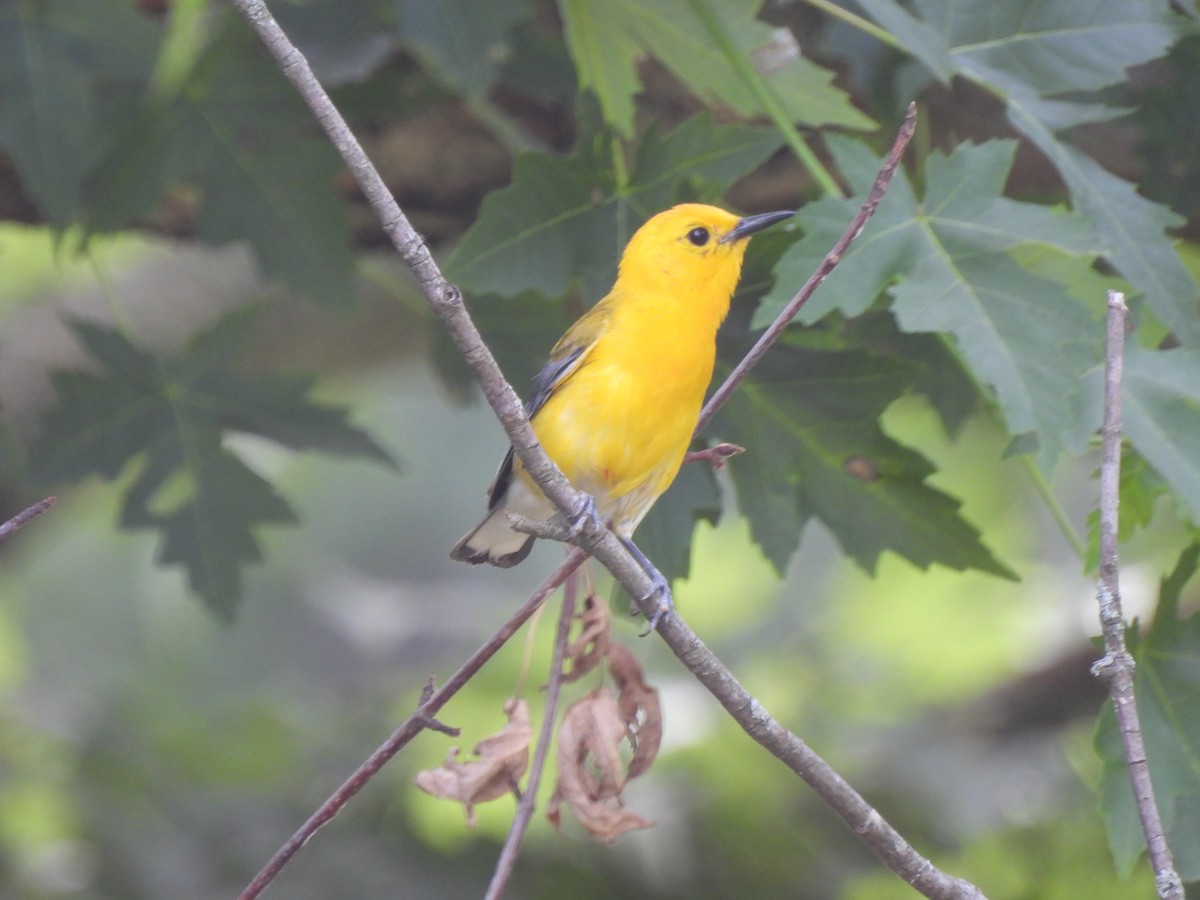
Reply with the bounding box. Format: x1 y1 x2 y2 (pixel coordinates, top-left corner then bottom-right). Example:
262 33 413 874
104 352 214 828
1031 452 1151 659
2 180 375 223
525 282 723 534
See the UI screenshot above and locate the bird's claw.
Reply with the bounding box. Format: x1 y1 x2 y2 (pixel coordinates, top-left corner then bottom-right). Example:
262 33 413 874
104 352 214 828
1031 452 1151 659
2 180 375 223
637 574 673 636
566 493 601 539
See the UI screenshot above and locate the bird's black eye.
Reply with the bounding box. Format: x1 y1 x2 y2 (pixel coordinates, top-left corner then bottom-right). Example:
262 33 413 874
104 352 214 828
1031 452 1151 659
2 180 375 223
686 227 710 247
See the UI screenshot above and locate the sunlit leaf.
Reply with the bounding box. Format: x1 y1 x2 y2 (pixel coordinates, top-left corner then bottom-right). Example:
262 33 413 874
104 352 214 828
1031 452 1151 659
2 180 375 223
559 0 872 138
864 0 1200 347
760 137 1104 473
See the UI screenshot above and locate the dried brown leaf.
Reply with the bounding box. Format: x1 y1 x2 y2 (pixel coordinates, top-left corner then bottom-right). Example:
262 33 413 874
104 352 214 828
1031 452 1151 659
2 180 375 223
563 593 611 682
609 644 662 779
414 698 531 826
547 689 654 843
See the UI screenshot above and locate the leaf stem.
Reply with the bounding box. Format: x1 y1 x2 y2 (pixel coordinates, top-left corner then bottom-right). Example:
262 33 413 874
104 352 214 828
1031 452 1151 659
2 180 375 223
1020 457 1086 559
686 0 843 198
800 0 905 50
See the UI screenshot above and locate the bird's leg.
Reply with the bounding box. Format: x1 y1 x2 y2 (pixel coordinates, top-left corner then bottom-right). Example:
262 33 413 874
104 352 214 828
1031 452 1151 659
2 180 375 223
618 536 673 635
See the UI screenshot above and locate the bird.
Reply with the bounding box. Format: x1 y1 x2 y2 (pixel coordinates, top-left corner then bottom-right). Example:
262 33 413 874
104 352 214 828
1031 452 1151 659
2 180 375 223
450 203 793 619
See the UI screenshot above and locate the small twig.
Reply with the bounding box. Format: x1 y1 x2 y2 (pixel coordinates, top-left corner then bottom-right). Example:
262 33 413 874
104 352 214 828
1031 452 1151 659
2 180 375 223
0 497 56 542
416 678 460 737
238 550 586 900
1090 291 1183 900
683 442 745 473
484 569 578 900
695 102 917 435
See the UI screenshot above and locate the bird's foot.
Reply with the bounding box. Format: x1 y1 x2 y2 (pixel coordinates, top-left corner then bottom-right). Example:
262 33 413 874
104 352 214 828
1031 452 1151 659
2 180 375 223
638 574 674 636
565 493 602 540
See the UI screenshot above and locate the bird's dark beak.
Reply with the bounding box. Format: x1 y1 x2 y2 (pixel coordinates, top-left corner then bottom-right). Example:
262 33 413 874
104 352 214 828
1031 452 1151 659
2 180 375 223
719 209 794 244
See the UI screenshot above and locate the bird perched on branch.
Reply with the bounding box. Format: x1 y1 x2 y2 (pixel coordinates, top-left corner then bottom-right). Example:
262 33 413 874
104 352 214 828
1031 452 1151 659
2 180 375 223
451 203 793 619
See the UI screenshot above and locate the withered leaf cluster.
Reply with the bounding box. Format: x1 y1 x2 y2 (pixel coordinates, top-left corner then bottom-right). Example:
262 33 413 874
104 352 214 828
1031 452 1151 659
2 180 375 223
414 594 663 843
414 698 531 826
547 598 662 842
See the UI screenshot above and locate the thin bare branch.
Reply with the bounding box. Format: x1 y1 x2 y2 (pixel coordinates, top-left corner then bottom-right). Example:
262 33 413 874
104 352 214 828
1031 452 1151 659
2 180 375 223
1090 291 1183 900
0 497 56 542
485 569 578 900
238 550 586 900
230 4 984 897
695 102 917 435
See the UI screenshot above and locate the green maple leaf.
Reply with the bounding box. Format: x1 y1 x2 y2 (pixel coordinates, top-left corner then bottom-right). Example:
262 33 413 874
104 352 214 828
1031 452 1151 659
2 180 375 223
559 0 872 138
1116 347 1200 525
400 0 532 98
857 0 1200 347
0 0 159 226
633 460 721 589
713 343 1012 579
85 13 355 305
759 136 1104 473
1096 543 1200 881
445 113 785 302
28 310 395 620
272 0 397 86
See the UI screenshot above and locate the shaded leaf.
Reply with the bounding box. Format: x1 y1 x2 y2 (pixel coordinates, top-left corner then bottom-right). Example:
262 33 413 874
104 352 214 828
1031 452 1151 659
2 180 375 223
28 311 395 619
1116 347 1200 524
0 0 159 225
401 0 532 98
445 114 784 302
1096 544 1200 880
85 13 355 304
273 0 396 86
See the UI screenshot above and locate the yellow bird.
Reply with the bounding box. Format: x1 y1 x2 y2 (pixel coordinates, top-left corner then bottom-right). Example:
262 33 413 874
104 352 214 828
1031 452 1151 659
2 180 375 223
451 203 793 601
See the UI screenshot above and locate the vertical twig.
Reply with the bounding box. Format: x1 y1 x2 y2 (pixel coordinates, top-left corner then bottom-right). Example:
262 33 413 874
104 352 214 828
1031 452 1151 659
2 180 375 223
484 567 577 900
1091 290 1183 900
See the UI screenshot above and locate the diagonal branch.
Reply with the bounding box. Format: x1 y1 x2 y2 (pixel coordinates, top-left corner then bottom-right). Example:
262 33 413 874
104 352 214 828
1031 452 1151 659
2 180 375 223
231 4 985 898
1091 291 1183 900
238 550 587 900
696 103 915 435
0 497 57 542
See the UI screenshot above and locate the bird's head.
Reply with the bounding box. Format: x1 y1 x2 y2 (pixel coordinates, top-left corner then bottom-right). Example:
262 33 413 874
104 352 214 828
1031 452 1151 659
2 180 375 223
615 203 793 305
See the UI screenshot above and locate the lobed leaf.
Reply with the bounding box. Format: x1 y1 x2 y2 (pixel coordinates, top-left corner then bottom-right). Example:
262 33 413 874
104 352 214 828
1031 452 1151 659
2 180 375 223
28 311 395 619
713 344 1012 579
445 114 784 302
760 137 1104 473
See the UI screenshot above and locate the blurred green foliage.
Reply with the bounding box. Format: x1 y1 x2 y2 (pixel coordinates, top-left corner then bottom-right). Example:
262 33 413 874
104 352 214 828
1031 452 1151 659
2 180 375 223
0 0 1199 897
